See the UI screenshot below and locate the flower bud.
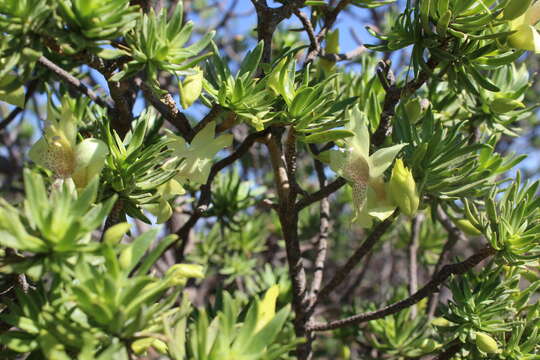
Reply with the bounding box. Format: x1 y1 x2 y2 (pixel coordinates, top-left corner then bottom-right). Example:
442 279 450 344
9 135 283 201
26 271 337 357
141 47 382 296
476 332 499 354
132 338 154 355
179 67 203 109
503 0 533 20
431 317 451 327
71 138 109 189
388 159 419 216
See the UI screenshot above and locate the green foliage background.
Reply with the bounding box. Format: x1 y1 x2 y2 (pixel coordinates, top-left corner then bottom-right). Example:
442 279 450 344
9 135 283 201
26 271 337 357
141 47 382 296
1 0 540 359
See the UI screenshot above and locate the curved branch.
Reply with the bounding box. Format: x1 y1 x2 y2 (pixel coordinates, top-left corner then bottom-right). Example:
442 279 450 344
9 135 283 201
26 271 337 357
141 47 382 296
308 245 496 332
296 177 347 211
37 56 114 109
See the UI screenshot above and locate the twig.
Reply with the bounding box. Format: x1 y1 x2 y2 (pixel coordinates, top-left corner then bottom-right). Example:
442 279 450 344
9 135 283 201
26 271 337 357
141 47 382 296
294 9 320 55
193 104 224 134
305 0 352 64
320 45 366 62
312 212 397 309
135 78 194 141
37 56 114 110
340 251 373 303
372 57 438 147
296 177 347 211
308 245 496 331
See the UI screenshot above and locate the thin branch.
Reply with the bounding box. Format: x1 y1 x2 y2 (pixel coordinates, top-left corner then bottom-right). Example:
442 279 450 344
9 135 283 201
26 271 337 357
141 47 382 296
265 130 311 359
313 212 397 309
320 45 366 62
37 56 114 109
308 245 496 332
372 57 438 146
294 9 320 55
340 251 373 303
305 0 352 63
193 104 224 134
135 78 194 141
296 177 347 211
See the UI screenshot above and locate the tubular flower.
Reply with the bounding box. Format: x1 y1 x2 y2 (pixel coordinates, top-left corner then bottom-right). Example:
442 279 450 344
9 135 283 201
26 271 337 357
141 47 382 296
28 97 108 189
328 109 406 228
387 159 419 216
507 1 540 52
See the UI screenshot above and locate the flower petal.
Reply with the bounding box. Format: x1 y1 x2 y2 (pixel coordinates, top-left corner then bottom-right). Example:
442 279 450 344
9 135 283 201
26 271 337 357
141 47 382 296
348 109 370 159
369 143 407 178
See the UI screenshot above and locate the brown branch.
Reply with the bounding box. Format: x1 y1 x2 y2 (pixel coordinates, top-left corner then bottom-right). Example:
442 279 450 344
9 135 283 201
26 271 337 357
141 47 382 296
251 0 307 64
294 9 320 56
308 245 496 332
305 0 352 64
320 45 367 62
312 212 397 309
296 177 347 211
192 104 224 134
372 57 438 146
37 56 114 110
135 78 194 141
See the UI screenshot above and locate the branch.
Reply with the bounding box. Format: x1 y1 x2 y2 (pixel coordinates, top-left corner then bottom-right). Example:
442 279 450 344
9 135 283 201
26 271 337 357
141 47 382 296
294 9 320 55
251 0 307 63
296 177 347 211
192 104 224 134
320 46 366 62
312 212 397 308
372 57 437 147
265 130 311 359
37 56 114 110
308 245 496 331
135 78 194 141
305 0 352 63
